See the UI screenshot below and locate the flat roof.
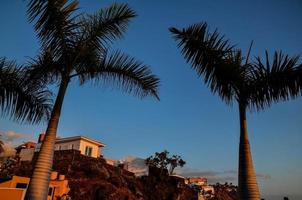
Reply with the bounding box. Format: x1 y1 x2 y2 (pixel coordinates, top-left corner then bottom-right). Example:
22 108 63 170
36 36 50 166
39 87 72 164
55 135 106 147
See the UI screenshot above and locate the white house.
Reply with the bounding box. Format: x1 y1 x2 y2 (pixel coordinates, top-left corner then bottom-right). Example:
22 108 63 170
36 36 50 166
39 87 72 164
36 134 106 158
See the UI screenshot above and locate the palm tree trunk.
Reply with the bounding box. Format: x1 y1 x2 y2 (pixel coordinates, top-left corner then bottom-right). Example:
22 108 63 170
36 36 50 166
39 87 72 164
238 103 260 200
26 78 69 200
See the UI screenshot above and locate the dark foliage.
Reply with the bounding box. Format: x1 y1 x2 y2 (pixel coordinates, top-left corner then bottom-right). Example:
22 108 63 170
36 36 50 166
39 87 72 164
145 150 186 175
0 58 52 123
26 0 160 99
170 22 301 110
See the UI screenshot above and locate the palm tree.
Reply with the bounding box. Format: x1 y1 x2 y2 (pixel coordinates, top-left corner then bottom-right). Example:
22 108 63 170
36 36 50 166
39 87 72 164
25 1 160 199
170 22 301 200
0 58 52 123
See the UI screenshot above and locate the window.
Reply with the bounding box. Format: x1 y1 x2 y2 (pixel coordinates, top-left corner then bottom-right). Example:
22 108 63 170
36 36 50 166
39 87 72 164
48 187 53 196
16 183 27 189
85 146 93 156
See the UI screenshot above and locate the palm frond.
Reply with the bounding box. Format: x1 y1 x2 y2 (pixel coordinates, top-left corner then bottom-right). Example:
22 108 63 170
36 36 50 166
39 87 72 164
26 49 62 85
74 51 160 100
0 58 19 113
169 22 234 73
79 3 136 52
252 51 301 106
27 0 79 56
0 58 52 124
170 22 240 104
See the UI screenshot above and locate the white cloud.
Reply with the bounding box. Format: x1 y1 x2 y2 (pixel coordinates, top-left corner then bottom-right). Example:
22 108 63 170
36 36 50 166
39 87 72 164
0 130 31 143
0 131 32 156
0 142 16 157
176 168 271 184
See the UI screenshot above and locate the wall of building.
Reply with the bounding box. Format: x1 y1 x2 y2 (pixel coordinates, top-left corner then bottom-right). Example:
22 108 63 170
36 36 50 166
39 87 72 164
79 140 100 158
0 176 29 200
54 140 81 151
0 175 69 200
0 188 25 200
49 179 70 199
0 176 30 188
19 149 35 161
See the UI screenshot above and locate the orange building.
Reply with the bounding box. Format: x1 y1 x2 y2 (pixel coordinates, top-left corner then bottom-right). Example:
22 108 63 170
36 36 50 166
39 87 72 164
0 172 70 200
186 177 208 186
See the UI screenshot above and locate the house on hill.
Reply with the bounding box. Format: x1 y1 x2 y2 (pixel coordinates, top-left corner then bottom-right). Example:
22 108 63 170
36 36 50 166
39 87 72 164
36 134 106 158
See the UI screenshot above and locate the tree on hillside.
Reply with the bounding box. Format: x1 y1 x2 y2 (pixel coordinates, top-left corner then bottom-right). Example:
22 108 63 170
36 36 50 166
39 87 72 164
0 58 52 124
145 150 186 175
25 1 160 199
170 22 301 200
169 154 186 175
146 150 170 172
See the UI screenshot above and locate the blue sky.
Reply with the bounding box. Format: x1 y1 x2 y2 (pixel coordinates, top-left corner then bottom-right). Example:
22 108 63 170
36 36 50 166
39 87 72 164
0 0 301 199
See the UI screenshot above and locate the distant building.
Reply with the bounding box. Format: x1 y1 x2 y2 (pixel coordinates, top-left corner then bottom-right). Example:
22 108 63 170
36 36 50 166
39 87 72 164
186 177 207 186
15 142 36 151
0 172 70 200
36 134 106 158
15 142 36 161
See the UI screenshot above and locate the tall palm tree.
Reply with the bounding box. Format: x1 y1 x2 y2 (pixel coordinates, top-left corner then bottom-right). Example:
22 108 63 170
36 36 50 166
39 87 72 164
0 58 52 123
170 22 301 200
25 1 160 199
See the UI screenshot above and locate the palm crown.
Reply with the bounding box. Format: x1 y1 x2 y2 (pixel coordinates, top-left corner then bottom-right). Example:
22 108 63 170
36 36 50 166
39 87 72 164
27 0 159 98
169 22 301 109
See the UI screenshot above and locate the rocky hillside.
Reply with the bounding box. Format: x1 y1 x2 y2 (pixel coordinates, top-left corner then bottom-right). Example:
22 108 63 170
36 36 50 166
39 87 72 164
213 184 237 200
13 150 198 200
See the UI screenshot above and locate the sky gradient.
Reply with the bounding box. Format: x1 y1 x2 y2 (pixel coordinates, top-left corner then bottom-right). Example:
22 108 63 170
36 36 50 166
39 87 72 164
0 1 301 199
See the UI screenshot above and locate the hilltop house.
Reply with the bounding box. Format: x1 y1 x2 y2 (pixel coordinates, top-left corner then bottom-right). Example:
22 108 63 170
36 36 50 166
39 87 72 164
36 134 106 158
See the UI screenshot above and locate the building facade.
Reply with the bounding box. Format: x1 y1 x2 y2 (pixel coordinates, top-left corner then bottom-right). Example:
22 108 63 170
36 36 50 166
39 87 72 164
186 177 208 186
36 134 106 158
0 172 70 200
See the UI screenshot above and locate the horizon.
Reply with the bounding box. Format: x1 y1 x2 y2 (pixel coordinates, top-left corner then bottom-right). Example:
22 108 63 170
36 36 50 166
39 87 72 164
0 0 301 199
